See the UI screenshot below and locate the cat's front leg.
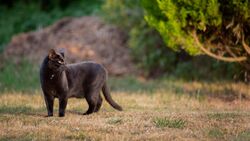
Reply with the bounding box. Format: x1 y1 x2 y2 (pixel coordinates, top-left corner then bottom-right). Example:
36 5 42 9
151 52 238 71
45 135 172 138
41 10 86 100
44 93 54 117
59 97 68 117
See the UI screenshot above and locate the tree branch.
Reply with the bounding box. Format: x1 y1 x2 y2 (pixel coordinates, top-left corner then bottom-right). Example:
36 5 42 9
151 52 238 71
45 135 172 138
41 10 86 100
242 34 250 55
225 45 237 58
191 31 247 62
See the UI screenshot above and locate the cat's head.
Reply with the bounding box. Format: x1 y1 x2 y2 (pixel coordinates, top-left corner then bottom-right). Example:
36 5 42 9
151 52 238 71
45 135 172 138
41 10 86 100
47 49 66 71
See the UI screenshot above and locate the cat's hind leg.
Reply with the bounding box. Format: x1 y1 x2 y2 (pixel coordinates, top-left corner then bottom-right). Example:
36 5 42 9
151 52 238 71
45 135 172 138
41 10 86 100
83 89 99 115
94 94 103 112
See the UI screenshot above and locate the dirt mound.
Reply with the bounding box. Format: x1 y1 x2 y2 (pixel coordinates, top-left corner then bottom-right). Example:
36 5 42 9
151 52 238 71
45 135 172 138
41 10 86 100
3 16 135 75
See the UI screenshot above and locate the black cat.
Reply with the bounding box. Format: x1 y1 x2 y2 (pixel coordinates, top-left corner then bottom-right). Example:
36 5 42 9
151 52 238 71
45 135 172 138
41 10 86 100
40 49 122 117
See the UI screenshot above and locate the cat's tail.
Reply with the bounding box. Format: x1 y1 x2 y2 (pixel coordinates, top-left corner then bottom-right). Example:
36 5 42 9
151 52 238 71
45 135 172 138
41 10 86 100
102 82 123 111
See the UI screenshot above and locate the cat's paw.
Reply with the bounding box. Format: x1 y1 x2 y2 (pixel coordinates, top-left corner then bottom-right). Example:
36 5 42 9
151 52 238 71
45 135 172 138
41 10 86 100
45 114 53 117
59 113 65 117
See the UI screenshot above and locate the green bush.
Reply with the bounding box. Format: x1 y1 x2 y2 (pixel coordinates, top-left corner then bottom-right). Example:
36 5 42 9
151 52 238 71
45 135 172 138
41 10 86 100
102 0 241 80
173 56 240 80
141 0 250 80
102 0 179 76
142 0 250 55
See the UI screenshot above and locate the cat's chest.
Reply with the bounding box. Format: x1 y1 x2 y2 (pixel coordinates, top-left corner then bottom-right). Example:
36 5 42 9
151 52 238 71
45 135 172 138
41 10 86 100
44 83 60 97
49 89 57 97
43 77 65 97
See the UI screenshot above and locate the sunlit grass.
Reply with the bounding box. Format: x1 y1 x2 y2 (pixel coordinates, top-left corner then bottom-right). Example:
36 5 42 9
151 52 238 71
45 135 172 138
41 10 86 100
0 90 249 140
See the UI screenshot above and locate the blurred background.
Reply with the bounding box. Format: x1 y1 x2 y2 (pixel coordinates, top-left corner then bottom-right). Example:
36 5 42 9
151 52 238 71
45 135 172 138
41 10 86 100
0 0 247 92
1 1 250 140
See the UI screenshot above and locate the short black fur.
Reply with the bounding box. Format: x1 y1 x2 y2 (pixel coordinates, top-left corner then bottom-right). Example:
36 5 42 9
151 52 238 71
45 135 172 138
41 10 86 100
40 49 122 117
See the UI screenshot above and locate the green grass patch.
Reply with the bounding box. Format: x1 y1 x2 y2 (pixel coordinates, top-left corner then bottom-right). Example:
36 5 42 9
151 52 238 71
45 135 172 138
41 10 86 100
233 130 250 141
0 105 34 114
0 60 39 92
107 117 123 125
153 117 186 129
207 112 240 120
208 128 224 138
0 134 34 141
108 76 161 94
108 76 189 95
65 132 92 141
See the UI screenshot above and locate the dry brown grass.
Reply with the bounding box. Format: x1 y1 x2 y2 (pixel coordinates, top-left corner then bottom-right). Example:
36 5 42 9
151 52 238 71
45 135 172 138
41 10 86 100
0 86 250 141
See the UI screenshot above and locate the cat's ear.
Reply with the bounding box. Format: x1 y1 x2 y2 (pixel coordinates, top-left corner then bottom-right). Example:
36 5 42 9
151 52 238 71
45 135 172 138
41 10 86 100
60 52 64 58
59 49 65 58
48 49 56 59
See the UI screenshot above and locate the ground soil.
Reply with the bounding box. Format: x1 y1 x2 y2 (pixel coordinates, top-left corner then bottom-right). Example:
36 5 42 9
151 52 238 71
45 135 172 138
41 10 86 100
3 16 135 75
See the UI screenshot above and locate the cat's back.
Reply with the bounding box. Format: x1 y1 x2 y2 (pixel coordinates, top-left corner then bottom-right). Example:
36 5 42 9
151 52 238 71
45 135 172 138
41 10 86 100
65 61 107 91
66 61 106 75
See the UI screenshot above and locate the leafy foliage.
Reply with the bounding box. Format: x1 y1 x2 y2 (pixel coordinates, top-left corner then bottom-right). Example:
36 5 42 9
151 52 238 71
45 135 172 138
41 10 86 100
102 0 241 79
102 0 179 76
142 0 250 56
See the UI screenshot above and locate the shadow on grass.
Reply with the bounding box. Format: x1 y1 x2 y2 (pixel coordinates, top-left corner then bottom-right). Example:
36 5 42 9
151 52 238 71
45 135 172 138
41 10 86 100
0 135 34 141
0 105 45 117
67 110 84 115
0 105 93 117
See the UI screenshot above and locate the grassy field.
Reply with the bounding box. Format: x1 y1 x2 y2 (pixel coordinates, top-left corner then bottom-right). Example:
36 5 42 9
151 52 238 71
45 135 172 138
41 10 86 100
0 78 250 141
